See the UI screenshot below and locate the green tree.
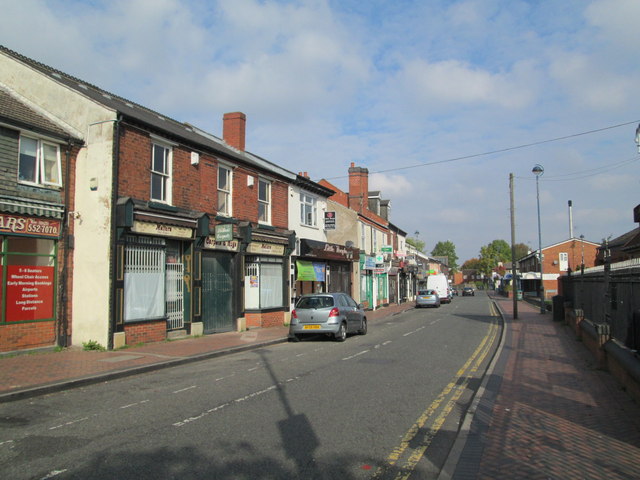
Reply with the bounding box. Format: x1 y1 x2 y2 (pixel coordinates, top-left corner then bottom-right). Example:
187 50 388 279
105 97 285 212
461 258 482 270
513 243 530 261
478 239 511 276
406 237 426 253
431 240 459 271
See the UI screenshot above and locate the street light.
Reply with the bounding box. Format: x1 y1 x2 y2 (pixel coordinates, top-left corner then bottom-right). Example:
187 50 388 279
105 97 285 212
532 164 545 314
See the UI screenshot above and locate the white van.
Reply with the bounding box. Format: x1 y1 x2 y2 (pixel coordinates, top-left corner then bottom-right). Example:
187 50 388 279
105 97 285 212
426 274 451 304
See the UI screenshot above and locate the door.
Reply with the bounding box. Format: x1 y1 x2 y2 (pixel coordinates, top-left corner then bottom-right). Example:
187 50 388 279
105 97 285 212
202 252 234 333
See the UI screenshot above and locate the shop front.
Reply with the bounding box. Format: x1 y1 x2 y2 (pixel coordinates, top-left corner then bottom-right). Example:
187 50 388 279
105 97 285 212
114 198 208 346
294 239 359 304
242 227 294 328
0 202 64 352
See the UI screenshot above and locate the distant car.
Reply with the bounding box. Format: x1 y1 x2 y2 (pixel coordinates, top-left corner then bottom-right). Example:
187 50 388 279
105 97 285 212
451 287 459 296
416 289 440 308
462 287 475 296
289 292 367 342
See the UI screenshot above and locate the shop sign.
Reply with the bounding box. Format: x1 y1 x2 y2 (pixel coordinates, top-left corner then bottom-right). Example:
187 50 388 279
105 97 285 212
373 268 386 274
296 260 326 282
324 211 336 230
376 254 385 264
381 245 393 253
5 265 54 321
363 256 377 270
215 224 233 242
132 221 193 239
0 213 61 238
247 242 285 256
204 236 239 251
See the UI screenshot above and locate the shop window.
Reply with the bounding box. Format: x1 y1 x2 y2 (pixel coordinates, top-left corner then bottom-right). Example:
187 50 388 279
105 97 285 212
18 135 62 187
258 179 271 224
124 236 166 322
244 256 284 309
151 142 172 204
2 236 57 323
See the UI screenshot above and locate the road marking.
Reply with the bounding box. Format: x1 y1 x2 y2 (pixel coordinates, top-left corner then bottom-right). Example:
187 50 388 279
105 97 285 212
120 400 149 409
342 350 370 361
39 470 68 479
403 326 426 337
49 416 90 430
373 317 500 479
173 385 198 394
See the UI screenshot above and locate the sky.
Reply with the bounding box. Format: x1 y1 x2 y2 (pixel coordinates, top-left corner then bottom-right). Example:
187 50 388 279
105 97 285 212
1 0 639 264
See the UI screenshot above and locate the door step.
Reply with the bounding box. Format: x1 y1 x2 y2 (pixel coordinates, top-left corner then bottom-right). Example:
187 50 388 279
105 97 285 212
167 329 188 340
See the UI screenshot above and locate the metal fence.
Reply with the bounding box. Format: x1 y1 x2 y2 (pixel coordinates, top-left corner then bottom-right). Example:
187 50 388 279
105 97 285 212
560 259 640 349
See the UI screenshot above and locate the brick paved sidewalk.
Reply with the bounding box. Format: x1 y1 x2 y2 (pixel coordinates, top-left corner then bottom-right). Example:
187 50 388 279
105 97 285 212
447 296 640 480
0 301 414 402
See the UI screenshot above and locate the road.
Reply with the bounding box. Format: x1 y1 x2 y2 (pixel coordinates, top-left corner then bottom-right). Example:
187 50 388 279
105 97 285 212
0 292 500 480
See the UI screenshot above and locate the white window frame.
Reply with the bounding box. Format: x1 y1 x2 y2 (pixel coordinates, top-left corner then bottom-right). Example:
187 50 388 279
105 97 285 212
217 164 233 216
559 252 569 272
300 192 317 227
361 223 366 252
258 178 271 224
150 141 172 204
18 135 62 187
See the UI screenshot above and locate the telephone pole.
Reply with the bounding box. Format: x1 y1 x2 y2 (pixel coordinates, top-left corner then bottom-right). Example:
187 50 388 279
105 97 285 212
510 173 518 319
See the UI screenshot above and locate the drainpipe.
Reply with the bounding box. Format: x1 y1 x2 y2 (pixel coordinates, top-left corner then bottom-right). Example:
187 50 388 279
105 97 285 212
57 140 74 347
108 116 122 350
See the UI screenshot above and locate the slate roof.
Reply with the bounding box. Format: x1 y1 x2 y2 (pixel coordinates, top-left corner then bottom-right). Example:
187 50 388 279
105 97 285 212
0 45 296 181
0 86 81 143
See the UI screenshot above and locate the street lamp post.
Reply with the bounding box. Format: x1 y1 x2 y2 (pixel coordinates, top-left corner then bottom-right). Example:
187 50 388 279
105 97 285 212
532 164 545 314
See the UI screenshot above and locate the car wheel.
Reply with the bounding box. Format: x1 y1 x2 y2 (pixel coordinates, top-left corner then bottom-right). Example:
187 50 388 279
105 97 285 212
335 322 347 342
359 318 368 335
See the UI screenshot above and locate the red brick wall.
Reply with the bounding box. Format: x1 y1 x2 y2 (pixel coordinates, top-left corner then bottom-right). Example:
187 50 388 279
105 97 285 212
124 320 166 345
245 311 285 328
0 321 56 352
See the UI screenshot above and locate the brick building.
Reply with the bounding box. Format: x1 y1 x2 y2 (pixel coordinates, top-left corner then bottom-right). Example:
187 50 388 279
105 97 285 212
1 46 296 350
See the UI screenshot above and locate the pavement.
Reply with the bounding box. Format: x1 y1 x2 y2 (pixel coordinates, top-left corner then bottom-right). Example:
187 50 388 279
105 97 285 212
3 296 640 479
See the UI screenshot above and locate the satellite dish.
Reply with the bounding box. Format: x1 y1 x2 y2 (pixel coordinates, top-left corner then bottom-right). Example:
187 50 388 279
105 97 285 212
345 241 354 248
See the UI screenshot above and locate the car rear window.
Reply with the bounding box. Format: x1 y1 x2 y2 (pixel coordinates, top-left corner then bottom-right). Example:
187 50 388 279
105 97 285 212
418 290 434 295
296 296 334 308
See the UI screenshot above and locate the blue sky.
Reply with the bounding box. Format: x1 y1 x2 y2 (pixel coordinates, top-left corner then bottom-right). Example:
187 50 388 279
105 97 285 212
2 0 639 263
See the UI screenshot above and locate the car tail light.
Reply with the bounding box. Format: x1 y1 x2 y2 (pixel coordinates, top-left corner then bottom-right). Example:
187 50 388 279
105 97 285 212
329 307 340 318
291 309 298 319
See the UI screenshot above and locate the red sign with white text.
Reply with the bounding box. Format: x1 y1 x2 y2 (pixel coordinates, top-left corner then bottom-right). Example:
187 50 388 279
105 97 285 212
5 266 55 321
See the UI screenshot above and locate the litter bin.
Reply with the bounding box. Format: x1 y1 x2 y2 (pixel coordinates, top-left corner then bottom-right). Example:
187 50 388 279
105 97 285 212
517 290 523 300
552 295 564 322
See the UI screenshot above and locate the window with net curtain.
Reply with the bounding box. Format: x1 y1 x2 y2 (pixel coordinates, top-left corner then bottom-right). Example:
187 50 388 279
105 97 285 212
245 256 283 309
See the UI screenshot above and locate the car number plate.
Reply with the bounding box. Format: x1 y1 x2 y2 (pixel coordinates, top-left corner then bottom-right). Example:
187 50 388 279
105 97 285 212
303 325 321 330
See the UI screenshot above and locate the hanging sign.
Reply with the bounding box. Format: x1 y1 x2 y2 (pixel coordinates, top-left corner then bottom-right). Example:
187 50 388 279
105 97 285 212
215 224 233 242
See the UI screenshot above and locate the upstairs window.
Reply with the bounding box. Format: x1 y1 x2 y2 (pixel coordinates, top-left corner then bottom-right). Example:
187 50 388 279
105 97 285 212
258 178 271 224
151 142 172 203
18 136 62 187
218 165 232 216
300 192 317 227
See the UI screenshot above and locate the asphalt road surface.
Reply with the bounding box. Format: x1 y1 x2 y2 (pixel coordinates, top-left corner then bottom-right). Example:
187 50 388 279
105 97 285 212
0 292 500 480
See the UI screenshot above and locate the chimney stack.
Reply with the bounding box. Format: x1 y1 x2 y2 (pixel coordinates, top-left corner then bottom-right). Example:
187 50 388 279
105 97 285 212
348 162 369 213
223 112 246 151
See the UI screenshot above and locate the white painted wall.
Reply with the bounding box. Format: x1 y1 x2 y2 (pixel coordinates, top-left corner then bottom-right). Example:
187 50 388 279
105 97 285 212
0 51 116 348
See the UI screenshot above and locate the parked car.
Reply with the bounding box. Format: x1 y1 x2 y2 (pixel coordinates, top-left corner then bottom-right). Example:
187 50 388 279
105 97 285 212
289 293 367 342
462 286 475 296
416 289 440 308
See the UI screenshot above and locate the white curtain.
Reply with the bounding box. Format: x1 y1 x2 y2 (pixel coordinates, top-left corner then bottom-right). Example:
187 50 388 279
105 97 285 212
124 271 165 321
260 263 283 309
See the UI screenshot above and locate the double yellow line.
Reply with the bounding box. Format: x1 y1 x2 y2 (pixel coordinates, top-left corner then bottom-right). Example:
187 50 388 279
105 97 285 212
373 304 501 479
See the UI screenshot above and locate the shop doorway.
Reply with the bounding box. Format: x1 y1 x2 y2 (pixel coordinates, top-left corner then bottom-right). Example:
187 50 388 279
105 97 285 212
202 252 234 333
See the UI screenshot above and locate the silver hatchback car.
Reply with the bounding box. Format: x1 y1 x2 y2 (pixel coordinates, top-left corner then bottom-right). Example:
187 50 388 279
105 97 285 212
289 292 367 342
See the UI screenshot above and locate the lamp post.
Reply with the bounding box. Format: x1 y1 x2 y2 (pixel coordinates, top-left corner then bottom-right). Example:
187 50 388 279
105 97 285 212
532 164 545 313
